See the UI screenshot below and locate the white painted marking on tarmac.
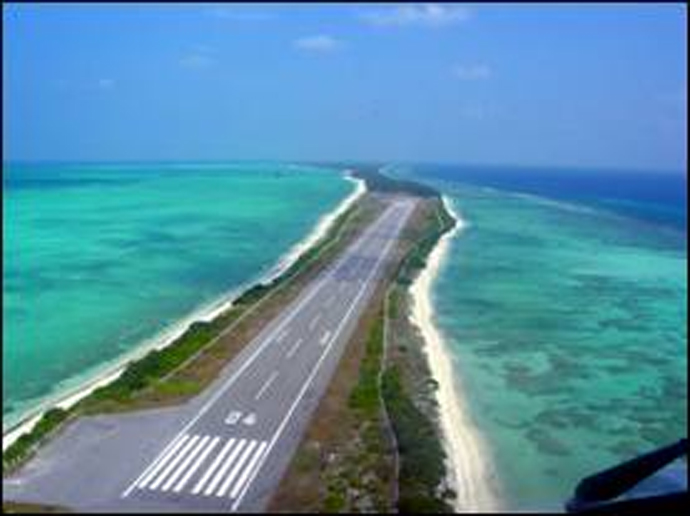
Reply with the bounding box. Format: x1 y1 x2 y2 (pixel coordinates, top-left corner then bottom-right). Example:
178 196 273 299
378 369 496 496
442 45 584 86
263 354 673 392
275 328 290 343
162 436 210 491
242 413 257 426
135 434 189 491
254 370 279 401
308 313 322 331
149 435 200 490
231 203 413 511
216 440 258 497
230 441 268 499
174 436 219 492
205 439 246 496
286 338 304 359
225 410 242 426
319 330 332 346
192 438 236 495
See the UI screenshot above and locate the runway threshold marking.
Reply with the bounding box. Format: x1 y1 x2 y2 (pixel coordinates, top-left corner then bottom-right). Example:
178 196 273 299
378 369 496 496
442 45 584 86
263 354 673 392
191 438 237 494
173 437 220 492
134 434 270 500
161 436 211 491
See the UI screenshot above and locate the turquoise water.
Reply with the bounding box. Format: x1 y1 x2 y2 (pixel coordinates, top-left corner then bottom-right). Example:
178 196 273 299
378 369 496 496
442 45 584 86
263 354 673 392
396 168 687 510
3 162 353 430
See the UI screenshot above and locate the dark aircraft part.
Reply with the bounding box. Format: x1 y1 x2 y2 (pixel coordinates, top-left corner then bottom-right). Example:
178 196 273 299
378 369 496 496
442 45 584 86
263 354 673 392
566 438 687 514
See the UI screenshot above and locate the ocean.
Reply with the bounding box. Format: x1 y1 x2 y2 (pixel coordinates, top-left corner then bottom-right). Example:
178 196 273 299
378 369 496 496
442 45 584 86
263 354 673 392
391 164 687 511
2 162 354 432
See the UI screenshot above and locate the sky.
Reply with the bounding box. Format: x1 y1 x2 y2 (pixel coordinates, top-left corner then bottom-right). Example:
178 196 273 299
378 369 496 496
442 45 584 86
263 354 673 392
2 3 687 172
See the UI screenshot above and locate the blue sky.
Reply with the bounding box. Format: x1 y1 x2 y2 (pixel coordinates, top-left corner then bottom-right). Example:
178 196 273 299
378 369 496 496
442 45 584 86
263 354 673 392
3 3 687 172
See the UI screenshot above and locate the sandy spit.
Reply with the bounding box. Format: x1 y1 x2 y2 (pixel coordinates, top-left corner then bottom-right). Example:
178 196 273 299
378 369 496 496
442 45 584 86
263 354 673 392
408 195 502 512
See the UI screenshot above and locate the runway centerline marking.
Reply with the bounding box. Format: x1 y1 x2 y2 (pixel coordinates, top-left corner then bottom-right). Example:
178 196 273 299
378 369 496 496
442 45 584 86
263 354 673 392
254 370 280 401
319 330 332 346
286 338 304 359
308 313 322 331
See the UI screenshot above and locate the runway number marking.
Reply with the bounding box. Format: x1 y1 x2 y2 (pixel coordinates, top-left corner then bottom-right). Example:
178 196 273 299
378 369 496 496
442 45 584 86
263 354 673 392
224 411 242 426
242 413 257 426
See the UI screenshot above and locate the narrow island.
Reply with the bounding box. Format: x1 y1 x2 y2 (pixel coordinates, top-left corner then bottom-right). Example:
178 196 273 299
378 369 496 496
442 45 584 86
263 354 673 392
3 166 490 513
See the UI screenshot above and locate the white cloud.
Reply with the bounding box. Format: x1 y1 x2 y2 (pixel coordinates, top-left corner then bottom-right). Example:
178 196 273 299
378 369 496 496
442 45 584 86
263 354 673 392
452 64 492 81
361 4 472 28
293 35 343 53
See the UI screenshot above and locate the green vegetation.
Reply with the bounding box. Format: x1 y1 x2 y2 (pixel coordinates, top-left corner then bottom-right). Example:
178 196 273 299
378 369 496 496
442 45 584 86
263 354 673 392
382 366 453 513
348 312 384 417
3 408 70 474
396 200 455 286
318 305 392 513
2 501 68 513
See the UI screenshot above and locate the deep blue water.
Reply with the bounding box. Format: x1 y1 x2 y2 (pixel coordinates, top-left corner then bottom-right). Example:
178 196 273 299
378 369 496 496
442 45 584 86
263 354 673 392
405 164 687 231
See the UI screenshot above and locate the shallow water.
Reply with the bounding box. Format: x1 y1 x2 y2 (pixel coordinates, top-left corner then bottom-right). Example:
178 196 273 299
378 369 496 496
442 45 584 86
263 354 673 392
395 167 687 511
3 162 352 430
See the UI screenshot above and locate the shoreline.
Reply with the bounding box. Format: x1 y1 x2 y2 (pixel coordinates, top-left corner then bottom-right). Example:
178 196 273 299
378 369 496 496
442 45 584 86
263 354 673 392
408 195 502 512
3 169 365 451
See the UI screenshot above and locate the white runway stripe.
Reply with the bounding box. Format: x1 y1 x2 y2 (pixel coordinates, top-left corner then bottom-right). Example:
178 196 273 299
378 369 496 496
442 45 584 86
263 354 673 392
286 338 304 359
161 436 210 491
174 437 220 493
320 330 331 346
216 440 258 497
204 439 247 496
254 371 279 401
192 438 236 495
229 442 268 499
149 435 200 490
136 434 189 490
308 313 322 331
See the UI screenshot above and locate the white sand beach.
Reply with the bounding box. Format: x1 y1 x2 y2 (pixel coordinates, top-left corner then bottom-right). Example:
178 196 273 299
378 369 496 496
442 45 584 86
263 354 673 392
408 196 502 512
3 170 366 451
